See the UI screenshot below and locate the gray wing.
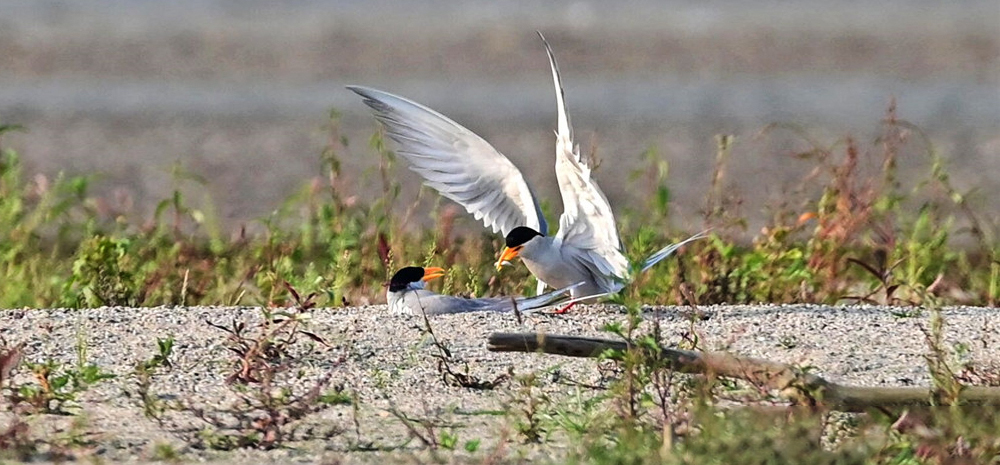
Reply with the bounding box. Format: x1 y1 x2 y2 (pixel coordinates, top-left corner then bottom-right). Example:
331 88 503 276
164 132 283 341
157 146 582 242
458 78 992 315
420 282 582 315
409 293 518 315
393 290 492 315
348 86 547 236
421 294 497 315
538 32 628 279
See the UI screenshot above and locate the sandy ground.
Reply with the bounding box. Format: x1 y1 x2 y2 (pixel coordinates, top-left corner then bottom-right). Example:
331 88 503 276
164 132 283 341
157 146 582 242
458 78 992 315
1 304 998 463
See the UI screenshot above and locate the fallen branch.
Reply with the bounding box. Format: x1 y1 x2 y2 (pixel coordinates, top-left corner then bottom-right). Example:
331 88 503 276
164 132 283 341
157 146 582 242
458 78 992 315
487 332 1000 413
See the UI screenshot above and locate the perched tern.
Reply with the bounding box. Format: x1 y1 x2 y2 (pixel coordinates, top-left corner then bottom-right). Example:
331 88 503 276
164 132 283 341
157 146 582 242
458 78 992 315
351 33 703 300
386 266 583 315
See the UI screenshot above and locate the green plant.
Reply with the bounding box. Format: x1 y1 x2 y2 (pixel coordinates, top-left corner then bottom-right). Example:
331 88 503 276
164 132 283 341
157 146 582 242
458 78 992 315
438 430 459 450
150 442 181 461
132 336 175 420
463 438 481 453
0 99 998 310
0 336 106 461
64 235 139 307
5 356 115 415
154 286 349 450
506 370 552 443
385 401 460 452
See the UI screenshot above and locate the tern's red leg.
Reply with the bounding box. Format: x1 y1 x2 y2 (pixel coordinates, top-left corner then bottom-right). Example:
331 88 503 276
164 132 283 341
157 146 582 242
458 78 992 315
554 302 577 314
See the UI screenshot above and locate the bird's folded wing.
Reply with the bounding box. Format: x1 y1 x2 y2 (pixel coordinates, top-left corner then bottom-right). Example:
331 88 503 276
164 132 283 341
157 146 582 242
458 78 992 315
348 86 547 236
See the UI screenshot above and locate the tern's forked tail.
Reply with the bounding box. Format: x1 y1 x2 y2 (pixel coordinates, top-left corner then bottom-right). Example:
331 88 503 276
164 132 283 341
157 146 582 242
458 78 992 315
639 230 711 274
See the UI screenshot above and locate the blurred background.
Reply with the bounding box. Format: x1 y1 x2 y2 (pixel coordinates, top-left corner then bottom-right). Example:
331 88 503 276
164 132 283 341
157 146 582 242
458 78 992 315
1 0 997 237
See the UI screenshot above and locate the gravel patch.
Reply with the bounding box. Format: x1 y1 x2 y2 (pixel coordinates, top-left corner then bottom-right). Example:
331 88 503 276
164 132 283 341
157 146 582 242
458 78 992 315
1 304 997 463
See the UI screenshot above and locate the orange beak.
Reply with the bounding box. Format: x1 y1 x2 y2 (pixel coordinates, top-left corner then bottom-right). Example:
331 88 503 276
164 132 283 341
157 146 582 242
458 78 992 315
422 267 446 282
495 246 521 271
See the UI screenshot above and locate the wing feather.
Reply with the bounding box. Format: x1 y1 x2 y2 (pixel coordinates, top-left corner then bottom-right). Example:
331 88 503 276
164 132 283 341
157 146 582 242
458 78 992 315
538 32 627 279
348 85 547 236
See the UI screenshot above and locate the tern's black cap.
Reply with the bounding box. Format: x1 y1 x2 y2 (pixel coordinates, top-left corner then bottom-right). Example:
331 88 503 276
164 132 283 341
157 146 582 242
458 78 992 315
505 226 543 248
389 266 425 292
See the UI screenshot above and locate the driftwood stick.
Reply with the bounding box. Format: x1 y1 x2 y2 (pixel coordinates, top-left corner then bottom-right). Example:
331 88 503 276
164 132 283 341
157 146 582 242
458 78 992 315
487 332 1000 412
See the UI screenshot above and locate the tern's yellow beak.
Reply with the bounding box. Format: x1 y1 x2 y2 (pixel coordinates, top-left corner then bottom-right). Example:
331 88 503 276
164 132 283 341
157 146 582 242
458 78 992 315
495 246 522 271
422 267 446 282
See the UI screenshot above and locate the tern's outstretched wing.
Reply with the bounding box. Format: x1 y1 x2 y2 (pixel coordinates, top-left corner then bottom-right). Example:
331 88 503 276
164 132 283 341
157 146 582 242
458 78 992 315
348 86 547 236
538 32 628 279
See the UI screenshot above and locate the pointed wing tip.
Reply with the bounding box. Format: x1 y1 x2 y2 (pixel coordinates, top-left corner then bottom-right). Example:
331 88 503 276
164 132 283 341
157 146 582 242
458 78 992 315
346 85 386 101
347 86 403 106
345 85 379 106
537 30 572 144
537 31 556 61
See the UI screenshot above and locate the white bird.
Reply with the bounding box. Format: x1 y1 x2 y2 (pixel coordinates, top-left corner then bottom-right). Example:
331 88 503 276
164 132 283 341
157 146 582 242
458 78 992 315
350 33 703 300
386 266 583 315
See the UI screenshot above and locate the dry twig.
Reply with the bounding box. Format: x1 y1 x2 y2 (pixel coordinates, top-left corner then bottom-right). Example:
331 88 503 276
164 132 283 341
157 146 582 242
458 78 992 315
487 332 1000 412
